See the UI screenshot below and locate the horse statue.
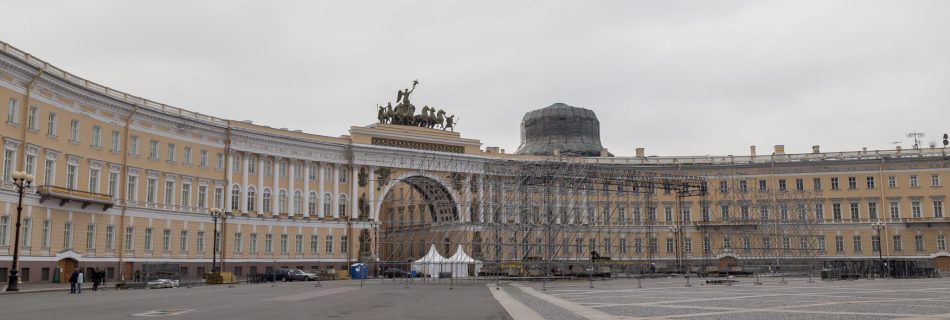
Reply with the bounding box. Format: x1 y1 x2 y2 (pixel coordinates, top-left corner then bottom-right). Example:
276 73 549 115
377 105 387 124
385 103 394 124
414 106 430 127
433 109 446 129
444 115 457 132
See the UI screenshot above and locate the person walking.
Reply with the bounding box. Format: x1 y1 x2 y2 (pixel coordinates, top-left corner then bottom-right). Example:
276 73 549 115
92 268 101 291
76 269 85 294
69 269 79 294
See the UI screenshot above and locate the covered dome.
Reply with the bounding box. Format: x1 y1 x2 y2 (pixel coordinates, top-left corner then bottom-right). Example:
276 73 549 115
515 103 605 157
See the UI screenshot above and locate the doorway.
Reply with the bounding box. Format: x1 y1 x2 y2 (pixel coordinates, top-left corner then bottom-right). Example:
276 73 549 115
57 258 78 283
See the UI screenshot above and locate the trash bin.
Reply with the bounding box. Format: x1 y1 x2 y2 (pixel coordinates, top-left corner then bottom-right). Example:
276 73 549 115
349 263 368 280
410 270 417 278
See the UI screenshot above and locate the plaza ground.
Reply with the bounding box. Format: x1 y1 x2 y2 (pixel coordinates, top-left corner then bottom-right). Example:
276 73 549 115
4 277 950 319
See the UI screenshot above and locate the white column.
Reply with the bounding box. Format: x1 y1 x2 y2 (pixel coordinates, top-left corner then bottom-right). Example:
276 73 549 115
318 162 325 218
272 157 280 214
257 155 264 215
478 174 485 223
462 174 472 222
303 161 311 218
288 159 295 215
368 166 376 221
241 153 249 214
487 179 494 223
225 153 234 211
332 163 340 219
350 165 359 219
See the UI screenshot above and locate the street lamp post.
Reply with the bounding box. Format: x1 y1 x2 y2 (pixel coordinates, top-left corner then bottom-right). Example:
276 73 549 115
871 221 886 278
372 223 379 278
6 171 34 292
209 208 223 273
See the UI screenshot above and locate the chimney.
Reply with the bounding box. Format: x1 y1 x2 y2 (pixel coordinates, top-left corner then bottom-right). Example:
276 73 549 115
750 145 757 157
635 148 645 158
773 145 785 155
486 147 500 153
812 145 820 154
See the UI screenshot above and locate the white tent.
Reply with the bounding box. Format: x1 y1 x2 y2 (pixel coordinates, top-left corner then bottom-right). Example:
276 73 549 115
411 245 448 278
447 244 483 278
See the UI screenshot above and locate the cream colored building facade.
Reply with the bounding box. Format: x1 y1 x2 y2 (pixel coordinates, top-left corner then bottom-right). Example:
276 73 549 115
0 40 948 283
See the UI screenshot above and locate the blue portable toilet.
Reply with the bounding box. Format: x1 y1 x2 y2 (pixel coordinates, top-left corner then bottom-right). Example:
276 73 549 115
349 263 368 279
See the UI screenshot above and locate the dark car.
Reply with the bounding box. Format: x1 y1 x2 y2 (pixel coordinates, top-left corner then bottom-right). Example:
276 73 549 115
382 268 408 278
263 268 296 282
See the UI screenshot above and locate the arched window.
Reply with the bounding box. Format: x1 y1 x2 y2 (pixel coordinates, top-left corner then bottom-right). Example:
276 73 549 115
247 186 256 212
293 191 302 214
338 194 348 217
308 192 317 216
262 188 272 213
323 193 332 215
230 185 240 211
278 190 288 213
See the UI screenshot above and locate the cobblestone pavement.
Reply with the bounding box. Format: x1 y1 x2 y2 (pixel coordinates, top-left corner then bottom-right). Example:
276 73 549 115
497 276 950 319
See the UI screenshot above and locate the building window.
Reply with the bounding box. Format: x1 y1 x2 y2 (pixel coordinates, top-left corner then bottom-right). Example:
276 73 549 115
27 106 37 130
888 176 897 188
216 153 224 170
180 231 188 252
2 149 15 181
910 175 919 187
144 228 153 251
6 98 17 124
795 178 804 191
149 140 159 159
815 203 824 220
339 167 347 183
88 168 100 193
912 201 922 218
124 226 134 251
719 181 728 193
69 120 79 141
262 188 272 212
278 190 288 213
198 185 207 208
832 203 842 220
166 143 176 162
231 155 240 172
338 194 347 216
893 235 903 251
197 231 205 252
91 126 101 147
47 112 57 136
308 192 317 216
889 201 900 219
853 236 862 252
933 174 941 187
778 179 787 191
165 181 175 205
249 233 258 253
293 191 302 214
25 154 35 176
871 235 880 252
847 177 856 190
200 150 208 167
295 234 303 253
813 178 822 190
867 177 875 189
183 147 192 165
162 229 171 251
0 216 8 246
108 172 118 198
830 177 839 190
323 193 332 215
849 203 859 220
181 183 191 207
248 157 256 174
246 186 256 211
326 235 334 254
214 187 223 209
66 164 77 189
817 235 826 251
233 232 242 253
231 186 240 211
264 234 273 253
105 225 114 250
111 130 120 152
835 236 844 252
310 234 318 254
938 235 947 251
935 201 944 218
915 235 924 251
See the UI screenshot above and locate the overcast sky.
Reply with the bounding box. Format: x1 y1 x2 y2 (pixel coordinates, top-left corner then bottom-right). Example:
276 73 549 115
2 1 948 157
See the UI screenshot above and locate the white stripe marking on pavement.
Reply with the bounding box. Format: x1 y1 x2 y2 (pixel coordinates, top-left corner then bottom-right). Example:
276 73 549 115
264 287 357 302
487 283 544 320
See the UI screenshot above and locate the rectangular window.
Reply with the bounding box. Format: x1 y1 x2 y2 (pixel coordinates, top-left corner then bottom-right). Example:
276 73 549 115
893 235 903 251
69 120 79 141
105 225 114 250
912 201 922 218
162 229 171 251
149 140 159 159
108 172 118 198
758 180 767 191
847 177 856 189
63 222 73 249
341 235 348 254
910 175 919 187
25 154 35 176
778 179 787 191
872 235 880 252
183 147 192 165
6 98 17 123
938 235 947 251
815 203 824 220
110 130 120 152
233 232 242 253
165 181 175 205
263 159 273 176
85 224 95 250
935 201 944 218
66 164 77 189
933 174 941 186
214 187 223 209
47 112 57 136
2 149 14 181
88 168 99 193
888 176 897 188
43 159 55 185
41 220 51 248
0 216 8 246
864 201 875 218
835 236 844 252
295 234 303 253
890 201 900 219
181 183 191 207
124 226 134 251
166 143 176 162
265 234 273 253
91 125 101 147
249 233 258 253
179 231 188 252
915 235 924 251
144 228 153 251
853 236 862 252
200 150 208 167
197 231 205 252
308 164 317 180
310 234 318 254
146 178 157 203
27 106 37 130
280 234 289 253
867 177 875 189
849 203 859 220
325 235 334 253
129 136 139 155
832 203 842 220
817 235 826 251
831 177 839 190
795 178 804 191
198 185 207 208
813 178 822 190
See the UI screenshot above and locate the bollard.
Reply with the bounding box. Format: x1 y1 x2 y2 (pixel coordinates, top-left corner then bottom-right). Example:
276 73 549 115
637 276 642 289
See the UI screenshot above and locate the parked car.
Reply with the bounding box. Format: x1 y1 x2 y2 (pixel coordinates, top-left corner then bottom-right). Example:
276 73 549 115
147 279 178 289
382 268 408 278
292 269 319 281
263 268 297 282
